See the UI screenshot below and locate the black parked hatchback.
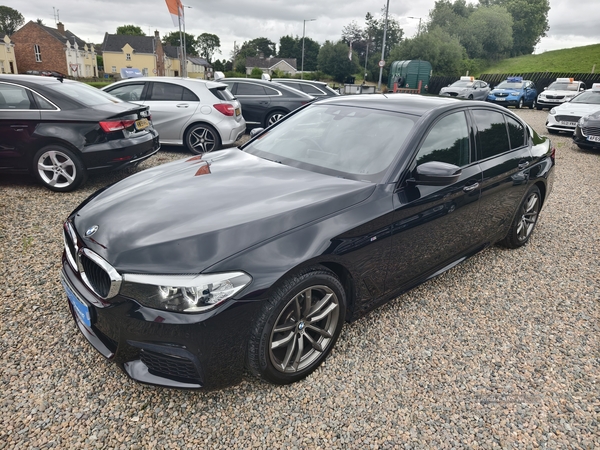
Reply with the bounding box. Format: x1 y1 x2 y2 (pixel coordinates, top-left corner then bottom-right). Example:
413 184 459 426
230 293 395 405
217 77 314 127
0 75 159 191
61 95 555 390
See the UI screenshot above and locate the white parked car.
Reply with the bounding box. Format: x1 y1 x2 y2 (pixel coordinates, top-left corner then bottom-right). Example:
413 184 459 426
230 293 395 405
545 83 600 134
103 77 246 154
537 78 586 110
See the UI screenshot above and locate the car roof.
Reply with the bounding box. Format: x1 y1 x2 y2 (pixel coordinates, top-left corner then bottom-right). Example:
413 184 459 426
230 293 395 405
221 78 315 98
273 79 328 86
109 77 228 90
0 74 76 88
313 94 517 117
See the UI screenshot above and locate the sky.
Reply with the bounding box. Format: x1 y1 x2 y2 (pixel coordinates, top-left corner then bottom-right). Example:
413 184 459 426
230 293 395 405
4 0 600 60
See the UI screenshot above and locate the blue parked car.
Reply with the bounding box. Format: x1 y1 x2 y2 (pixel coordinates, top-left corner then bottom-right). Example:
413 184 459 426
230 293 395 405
487 77 538 109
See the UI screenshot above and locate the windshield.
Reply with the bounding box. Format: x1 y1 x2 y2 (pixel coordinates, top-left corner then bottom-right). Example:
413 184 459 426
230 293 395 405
450 81 474 88
548 82 580 91
570 91 600 104
48 82 123 106
243 104 415 182
496 81 525 89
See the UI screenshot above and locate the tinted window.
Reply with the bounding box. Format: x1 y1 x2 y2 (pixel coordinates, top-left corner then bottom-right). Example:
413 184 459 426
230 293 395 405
473 110 510 159
48 82 122 106
506 116 525 149
281 82 302 91
415 111 470 167
182 88 198 101
0 84 32 109
106 83 144 102
209 87 235 101
236 83 266 95
32 92 57 110
264 86 280 96
300 84 324 95
148 83 185 101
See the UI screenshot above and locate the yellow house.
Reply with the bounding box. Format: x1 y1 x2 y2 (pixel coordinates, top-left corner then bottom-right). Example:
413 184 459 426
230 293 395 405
0 34 18 74
163 45 181 77
187 56 212 79
101 31 166 77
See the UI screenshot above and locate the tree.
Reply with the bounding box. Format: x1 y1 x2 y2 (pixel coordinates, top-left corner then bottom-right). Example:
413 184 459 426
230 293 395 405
250 67 263 78
116 25 145 36
0 6 24 35
462 5 513 60
317 41 359 82
237 37 277 60
162 31 198 56
390 27 465 76
36 18 44 25
278 35 319 71
197 33 221 63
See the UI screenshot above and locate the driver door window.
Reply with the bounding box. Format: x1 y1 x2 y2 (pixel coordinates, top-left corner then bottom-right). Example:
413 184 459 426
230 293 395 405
415 111 470 167
106 83 145 102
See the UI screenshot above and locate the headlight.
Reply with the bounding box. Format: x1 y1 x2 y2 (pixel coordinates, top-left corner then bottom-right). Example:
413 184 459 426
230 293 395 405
510 92 520 96
549 108 556 115
120 272 252 313
578 117 586 126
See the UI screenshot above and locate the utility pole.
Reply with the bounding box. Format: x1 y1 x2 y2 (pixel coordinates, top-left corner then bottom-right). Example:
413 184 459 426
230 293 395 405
377 0 390 91
301 19 316 80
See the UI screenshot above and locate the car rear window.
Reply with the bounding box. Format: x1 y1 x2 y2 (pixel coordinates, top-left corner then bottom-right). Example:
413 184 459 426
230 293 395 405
209 87 235 101
47 82 123 106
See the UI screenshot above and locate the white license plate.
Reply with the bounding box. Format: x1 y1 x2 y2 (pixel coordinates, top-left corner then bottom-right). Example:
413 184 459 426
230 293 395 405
559 121 577 127
495 98 505 101
62 279 92 327
588 135 600 142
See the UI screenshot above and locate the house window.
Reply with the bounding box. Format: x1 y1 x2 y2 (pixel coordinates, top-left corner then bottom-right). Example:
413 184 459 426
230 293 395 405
0 61 4 73
112 66 117 73
126 53 131 61
34 44 42 62
142 68 148 76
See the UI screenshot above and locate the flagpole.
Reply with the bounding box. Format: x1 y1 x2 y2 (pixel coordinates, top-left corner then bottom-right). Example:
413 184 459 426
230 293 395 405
182 5 188 77
178 12 184 77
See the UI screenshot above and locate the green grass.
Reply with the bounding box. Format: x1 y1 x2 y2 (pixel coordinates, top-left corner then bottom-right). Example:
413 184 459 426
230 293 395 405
483 44 600 74
86 81 113 89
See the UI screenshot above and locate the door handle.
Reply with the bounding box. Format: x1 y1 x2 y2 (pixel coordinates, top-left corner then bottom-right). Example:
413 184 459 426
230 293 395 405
10 125 28 131
176 104 189 108
518 161 530 169
463 182 479 192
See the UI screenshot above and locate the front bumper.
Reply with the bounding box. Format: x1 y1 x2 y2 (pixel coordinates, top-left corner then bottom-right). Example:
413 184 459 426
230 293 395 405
487 95 520 106
61 259 262 390
573 125 600 149
536 98 570 109
546 114 580 134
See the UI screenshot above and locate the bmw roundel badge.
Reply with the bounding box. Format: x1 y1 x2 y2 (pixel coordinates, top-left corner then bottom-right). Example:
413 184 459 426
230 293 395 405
85 225 99 237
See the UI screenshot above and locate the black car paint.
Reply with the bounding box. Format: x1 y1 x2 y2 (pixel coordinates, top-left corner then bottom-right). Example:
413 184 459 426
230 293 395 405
62 95 555 389
573 110 600 150
0 75 159 176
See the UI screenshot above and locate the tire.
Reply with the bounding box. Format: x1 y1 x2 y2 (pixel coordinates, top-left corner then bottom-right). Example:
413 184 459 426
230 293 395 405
529 98 536 109
547 129 559 134
184 123 221 155
536 105 543 110
498 185 541 249
468 94 473 100
33 145 86 192
246 267 346 385
265 111 287 127
516 97 524 109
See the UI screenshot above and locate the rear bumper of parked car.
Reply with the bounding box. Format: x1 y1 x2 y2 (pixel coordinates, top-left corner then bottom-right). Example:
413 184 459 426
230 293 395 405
219 119 247 146
61 258 263 390
83 129 160 171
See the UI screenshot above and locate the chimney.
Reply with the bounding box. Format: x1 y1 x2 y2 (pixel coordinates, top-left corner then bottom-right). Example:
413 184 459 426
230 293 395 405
56 22 65 35
154 30 160 39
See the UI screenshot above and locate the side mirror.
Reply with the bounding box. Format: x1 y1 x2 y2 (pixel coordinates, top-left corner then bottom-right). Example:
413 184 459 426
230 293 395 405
414 161 462 186
249 127 265 138
543 87 547 90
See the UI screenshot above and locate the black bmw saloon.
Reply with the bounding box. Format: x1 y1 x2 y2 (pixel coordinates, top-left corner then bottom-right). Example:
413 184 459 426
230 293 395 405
61 94 555 389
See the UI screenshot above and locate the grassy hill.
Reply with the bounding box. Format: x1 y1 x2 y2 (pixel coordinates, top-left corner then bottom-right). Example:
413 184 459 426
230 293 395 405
482 44 600 74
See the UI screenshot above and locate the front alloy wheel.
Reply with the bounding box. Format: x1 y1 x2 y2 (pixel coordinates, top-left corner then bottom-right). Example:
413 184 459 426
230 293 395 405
517 97 524 109
266 111 286 127
499 185 541 248
247 267 346 385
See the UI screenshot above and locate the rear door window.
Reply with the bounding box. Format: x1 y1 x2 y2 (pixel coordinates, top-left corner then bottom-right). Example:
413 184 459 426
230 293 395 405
147 82 197 101
0 84 32 109
472 110 510 160
236 83 266 95
300 84 325 95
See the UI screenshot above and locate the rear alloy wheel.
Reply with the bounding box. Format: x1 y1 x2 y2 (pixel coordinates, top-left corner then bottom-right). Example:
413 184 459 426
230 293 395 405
499 185 541 248
265 111 286 127
468 94 474 100
185 123 221 155
33 145 86 192
247 267 346 385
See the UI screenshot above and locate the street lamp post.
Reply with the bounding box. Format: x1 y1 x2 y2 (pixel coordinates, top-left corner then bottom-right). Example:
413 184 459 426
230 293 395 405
408 16 422 36
301 18 316 80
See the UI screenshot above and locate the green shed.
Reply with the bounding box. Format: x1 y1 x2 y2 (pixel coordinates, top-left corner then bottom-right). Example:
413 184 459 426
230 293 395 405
387 60 432 93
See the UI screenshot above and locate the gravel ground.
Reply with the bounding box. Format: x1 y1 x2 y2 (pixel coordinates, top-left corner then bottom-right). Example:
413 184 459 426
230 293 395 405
1 109 599 449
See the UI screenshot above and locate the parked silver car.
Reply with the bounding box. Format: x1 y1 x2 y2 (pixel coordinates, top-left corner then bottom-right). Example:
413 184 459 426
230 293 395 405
103 77 246 154
439 76 490 100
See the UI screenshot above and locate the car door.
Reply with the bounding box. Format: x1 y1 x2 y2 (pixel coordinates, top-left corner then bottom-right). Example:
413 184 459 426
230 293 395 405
0 82 42 170
143 81 200 143
524 81 536 104
474 81 488 100
233 81 270 126
470 109 532 242
385 110 483 292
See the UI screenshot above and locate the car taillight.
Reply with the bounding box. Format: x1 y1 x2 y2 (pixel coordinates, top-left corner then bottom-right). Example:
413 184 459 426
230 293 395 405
551 147 556 161
99 119 136 133
213 104 234 116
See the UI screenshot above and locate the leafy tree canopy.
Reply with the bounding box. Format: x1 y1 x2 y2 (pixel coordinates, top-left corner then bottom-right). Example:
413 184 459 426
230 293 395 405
197 33 221 63
278 35 320 71
162 31 198 56
317 40 359 82
116 24 145 36
237 37 277 60
0 5 24 35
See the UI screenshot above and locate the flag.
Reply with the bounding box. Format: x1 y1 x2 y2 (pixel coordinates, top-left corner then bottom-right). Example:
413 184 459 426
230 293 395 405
348 41 353 61
165 0 184 27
